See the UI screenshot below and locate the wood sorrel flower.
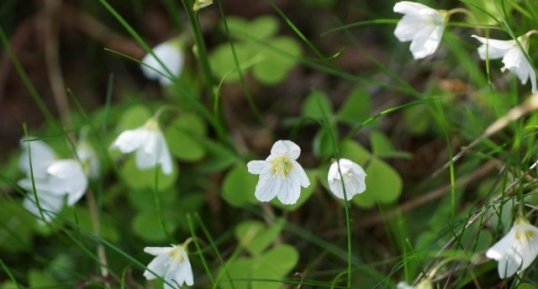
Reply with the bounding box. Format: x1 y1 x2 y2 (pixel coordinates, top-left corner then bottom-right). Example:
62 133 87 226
393 1 447 59
327 158 366 200
143 242 194 288
141 38 184 86
472 34 537 93
486 216 538 278
247 140 310 205
18 139 88 222
111 117 173 175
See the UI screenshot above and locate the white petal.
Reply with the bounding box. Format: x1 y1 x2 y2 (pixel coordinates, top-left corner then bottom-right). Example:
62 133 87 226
23 190 64 222
486 228 516 261
77 142 99 178
133 131 173 174
112 128 149 153
141 40 184 86
327 159 366 200
393 1 436 15
291 161 310 188
409 24 443 59
19 139 56 178
157 133 173 175
471 35 514 60
276 175 301 205
394 14 423 42
247 160 270 175
46 160 88 205
143 254 169 280
270 140 301 160
144 246 172 256
254 175 279 202
396 282 414 289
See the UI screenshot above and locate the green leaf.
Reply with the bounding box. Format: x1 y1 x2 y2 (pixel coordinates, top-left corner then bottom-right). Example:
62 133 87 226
118 105 151 130
517 284 538 289
370 131 411 159
132 211 176 242
64 207 119 242
312 128 335 158
337 88 371 124
222 163 258 207
119 157 178 190
254 245 299 289
29 270 57 287
127 188 177 212
339 140 402 208
199 139 238 172
220 258 253 289
252 37 302 85
357 158 402 206
235 219 285 256
220 245 299 289
209 43 257 82
226 16 279 40
0 202 34 253
302 90 332 120
164 115 206 162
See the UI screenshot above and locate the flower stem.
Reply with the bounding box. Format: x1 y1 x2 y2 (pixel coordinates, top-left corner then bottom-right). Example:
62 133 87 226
86 189 109 278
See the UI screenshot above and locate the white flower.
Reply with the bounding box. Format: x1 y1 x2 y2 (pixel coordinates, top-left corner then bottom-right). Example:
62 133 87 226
397 280 432 289
143 244 194 289
393 1 447 59
18 139 89 222
23 189 64 223
486 217 538 278
19 159 89 206
141 38 184 86
193 0 213 11
19 139 56 179
247 140 310 205
77 141 99 179
472 34 537 93
397 282 414 289
111 117 173 175
327 158 366 200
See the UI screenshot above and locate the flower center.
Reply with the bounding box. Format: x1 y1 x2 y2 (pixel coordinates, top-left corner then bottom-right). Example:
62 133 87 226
271 156 294 177
169 246 185 263
516 230 536 241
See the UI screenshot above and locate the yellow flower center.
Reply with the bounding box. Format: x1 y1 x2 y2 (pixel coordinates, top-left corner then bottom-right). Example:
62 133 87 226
516 230 536 240
169 246 185 262
271 156 294 177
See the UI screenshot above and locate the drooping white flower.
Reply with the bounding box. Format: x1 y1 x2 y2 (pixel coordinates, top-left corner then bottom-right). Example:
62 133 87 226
393 1 447 59
247 140 310 205
111 117 173 175
143 243 194 289
327 158 366 200
486 217 538 278
193 0 213 11
472 34 537 93
141 38 184 86
18 139 89 222
19 159 89 206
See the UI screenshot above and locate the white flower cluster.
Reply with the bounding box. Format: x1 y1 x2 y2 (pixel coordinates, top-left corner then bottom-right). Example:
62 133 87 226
247 140 368 204
394 1 537 93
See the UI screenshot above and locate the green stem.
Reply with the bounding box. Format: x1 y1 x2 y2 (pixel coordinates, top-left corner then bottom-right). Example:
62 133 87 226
180 0 216 102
